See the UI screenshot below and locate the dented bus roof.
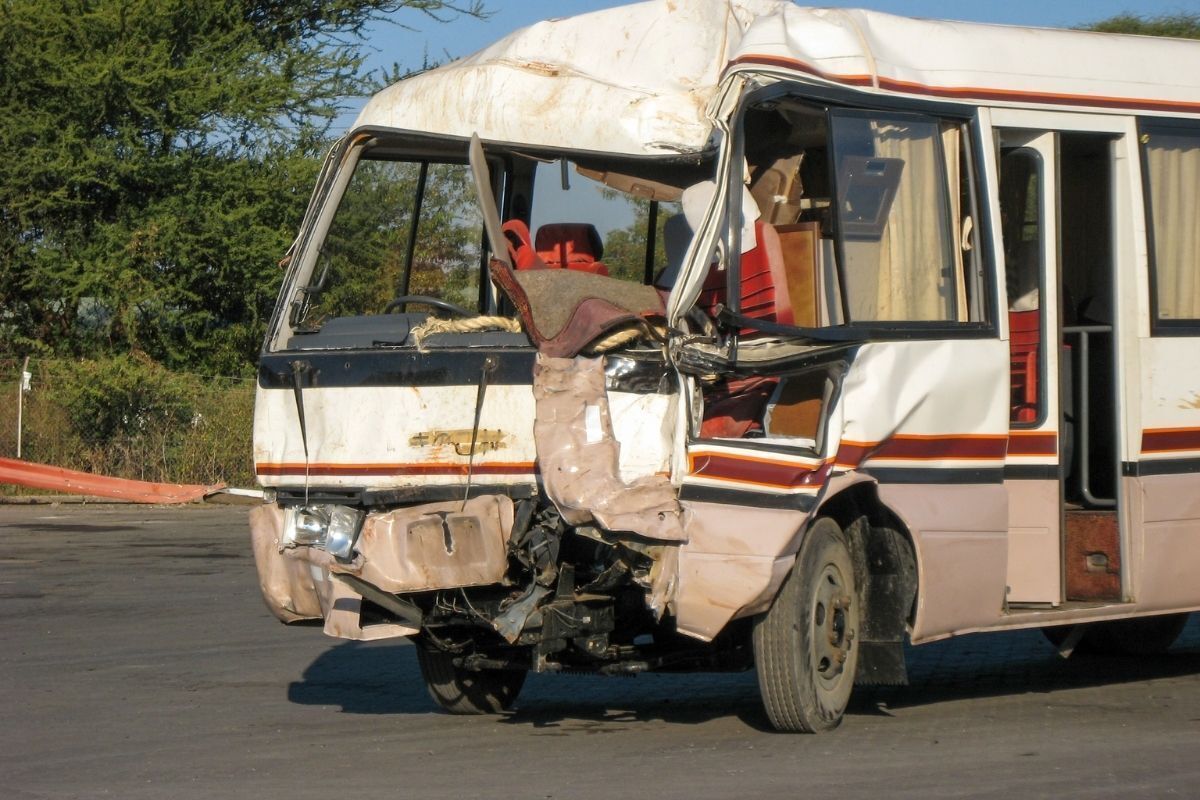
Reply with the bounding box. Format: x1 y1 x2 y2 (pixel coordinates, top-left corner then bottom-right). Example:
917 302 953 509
355 0 1200 156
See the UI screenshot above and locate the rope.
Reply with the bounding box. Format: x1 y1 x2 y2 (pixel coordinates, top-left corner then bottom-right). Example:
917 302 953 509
409 315 665 355
585 323 668 355
409 315 523 350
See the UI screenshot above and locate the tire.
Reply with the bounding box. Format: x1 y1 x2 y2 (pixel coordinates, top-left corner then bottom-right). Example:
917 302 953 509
1042 613 1188 656
1040 624 1077 650
414 641 526 714
754 517 861 733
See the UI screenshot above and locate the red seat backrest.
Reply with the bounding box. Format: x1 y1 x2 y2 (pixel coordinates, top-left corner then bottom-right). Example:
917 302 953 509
1009 309 1040 423
696 221 793 332
532 222 609 276
502 220 545 270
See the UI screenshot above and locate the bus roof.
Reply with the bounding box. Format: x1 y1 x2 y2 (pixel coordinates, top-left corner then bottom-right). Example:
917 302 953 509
354 0 1200 157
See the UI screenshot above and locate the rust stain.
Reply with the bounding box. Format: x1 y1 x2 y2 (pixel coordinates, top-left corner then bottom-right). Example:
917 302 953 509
409 429 507 457
503 58 561 77
1177 392 1200 410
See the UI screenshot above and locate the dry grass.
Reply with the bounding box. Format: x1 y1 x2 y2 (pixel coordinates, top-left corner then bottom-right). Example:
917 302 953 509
0 359 256 489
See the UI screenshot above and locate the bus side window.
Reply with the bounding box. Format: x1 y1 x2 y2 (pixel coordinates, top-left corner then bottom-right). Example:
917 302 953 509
999 147 1044 425
1142 125 1200 325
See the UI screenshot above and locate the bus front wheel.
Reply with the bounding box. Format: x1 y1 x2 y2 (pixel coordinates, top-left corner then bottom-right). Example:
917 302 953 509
414 641 526 714
754 517 861 733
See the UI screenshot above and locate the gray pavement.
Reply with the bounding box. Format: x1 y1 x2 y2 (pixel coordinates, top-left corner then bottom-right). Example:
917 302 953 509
1 504 1198 799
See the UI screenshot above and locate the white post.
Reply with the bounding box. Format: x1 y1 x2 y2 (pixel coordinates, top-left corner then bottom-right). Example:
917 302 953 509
16 356 29 460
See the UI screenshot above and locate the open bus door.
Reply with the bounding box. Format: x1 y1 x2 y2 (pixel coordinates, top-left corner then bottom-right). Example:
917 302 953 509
996 120 1126 608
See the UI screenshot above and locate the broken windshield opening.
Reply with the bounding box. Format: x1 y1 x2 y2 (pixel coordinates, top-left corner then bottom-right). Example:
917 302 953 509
520 159 682 285
273 134 718 353
290 152 485 333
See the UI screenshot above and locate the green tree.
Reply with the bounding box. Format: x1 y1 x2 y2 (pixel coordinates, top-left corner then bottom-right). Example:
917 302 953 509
1084 11 1200 38
0 0 483 373
602 200 681 284
301 159 481 326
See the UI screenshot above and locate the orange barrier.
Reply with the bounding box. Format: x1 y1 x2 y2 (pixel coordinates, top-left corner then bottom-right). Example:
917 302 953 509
0 457 222 504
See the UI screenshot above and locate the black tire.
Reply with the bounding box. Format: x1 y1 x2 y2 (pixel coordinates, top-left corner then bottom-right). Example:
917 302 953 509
1042 613 1188 656
1040 624 1077 650
754 517 861 733
414 641 526 714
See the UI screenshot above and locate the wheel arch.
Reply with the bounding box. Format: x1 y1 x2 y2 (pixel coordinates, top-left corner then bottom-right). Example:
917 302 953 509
812 480 919 685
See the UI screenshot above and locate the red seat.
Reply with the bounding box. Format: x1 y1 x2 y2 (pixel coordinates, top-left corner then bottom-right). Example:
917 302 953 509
699 375 779 438
535 223 608 276
696 221 793 332
1009 310 1040 423
502 220 545 270
696 222 791 439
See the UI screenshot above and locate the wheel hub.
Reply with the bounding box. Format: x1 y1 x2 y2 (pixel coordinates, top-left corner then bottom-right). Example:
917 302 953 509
813 565 854 683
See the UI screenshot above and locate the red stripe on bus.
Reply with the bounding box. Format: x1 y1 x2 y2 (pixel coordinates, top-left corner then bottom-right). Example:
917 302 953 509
690 434 1007 488
688 452 831 489
727 54 1200 115
837 434 1008 466
1141 428 1200 454
1007 431 1058 457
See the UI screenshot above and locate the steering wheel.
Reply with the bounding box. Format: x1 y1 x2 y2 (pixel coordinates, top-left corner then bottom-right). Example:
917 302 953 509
382 295 473 317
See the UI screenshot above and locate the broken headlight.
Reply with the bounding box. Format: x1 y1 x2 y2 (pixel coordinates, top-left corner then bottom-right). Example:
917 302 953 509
283 504 365 559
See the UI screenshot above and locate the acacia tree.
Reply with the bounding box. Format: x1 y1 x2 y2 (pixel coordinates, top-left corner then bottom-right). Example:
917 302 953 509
0 0 483 373
1084 11 1200 38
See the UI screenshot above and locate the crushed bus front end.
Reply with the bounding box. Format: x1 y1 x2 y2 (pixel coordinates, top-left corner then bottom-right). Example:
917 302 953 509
246 0 1044 732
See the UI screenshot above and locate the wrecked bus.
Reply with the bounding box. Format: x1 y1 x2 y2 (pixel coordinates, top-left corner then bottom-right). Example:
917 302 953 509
250 1 1200 732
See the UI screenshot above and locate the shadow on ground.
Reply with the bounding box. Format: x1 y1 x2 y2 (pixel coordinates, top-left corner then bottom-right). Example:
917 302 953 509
287 614 1200 728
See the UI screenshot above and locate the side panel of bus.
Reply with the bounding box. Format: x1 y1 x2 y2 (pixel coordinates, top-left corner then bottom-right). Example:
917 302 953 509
988 108 1200 619
1130 119 1200 612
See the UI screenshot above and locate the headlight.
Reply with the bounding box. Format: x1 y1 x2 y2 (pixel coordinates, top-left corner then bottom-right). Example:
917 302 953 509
290 507 329 546
324 505 365 559
283 504 365 559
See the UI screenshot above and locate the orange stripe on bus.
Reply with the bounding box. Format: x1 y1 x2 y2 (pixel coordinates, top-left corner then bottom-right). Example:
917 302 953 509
727 54 1200 115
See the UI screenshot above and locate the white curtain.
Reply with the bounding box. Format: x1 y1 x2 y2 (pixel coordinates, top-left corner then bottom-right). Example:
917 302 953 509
942 124 968 321
1145 134 1200 320
842 119 956 321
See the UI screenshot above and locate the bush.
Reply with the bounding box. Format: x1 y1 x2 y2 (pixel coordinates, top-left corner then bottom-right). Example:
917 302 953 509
1 356 256 488
58 354 194 441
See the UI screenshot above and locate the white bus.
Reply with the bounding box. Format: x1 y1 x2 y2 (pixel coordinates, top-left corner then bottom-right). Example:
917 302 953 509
249 1 1200 732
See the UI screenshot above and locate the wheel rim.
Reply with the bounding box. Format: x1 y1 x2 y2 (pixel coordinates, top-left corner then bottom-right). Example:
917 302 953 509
810 561 856 695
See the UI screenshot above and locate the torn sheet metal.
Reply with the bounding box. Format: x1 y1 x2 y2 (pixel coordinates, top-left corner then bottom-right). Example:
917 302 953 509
494 584 552 643
533 354 686 542
249 504 324 623
608 389 677 483
322 573 418 641
646 543 680 620
333 495 515 593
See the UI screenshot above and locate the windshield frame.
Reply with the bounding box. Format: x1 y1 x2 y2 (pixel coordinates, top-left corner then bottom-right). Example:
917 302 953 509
265 129 504 352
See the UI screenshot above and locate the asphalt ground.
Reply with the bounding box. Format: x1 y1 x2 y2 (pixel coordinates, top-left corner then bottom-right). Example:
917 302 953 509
1 504 1199 799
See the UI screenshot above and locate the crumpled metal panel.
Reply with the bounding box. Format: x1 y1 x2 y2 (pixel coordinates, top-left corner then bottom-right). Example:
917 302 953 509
248 504 325 623
333 495 515 593
0 457 221 504
533 354 686 542
354 0 788 156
